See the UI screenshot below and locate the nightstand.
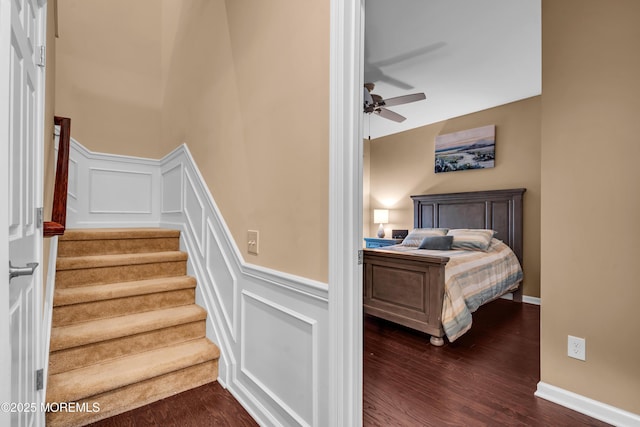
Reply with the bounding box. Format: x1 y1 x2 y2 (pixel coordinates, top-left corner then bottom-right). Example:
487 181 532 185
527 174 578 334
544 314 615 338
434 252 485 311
364 237 403 248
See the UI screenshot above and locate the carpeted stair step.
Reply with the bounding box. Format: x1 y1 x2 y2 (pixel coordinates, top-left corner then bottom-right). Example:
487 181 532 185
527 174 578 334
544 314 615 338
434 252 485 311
51 276 196 327
47 338 219 403
49 305 208 374
58 228 181 257
53 275 196 306
55 251 188 288
46 339 219 427
46 360 218 427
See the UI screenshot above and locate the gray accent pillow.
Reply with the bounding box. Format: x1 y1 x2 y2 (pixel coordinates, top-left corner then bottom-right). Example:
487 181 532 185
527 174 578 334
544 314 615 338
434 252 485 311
418 235 454 250
400 228 449 246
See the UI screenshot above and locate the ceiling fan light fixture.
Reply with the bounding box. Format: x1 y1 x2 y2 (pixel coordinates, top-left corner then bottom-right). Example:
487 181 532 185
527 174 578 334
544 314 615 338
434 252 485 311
363 87 374 108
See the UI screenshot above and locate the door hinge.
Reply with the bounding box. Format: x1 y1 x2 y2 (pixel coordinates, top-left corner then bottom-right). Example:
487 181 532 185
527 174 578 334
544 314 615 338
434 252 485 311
36 369 43 391
36 207 43 228
37 45 46 67
357 249 363 265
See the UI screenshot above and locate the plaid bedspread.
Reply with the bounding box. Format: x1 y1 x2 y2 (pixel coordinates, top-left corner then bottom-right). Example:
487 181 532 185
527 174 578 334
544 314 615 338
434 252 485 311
376 239 523 341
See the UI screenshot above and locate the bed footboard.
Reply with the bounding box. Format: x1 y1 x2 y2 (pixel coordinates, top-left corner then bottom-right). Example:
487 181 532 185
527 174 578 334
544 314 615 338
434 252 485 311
363 249 449 342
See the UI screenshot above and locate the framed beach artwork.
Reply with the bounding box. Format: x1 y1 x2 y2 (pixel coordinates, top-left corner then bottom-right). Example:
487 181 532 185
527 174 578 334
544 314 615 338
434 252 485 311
434 124 495 173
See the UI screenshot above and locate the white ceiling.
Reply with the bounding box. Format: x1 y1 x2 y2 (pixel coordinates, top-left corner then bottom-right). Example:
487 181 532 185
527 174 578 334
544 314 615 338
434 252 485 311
364 0 541 139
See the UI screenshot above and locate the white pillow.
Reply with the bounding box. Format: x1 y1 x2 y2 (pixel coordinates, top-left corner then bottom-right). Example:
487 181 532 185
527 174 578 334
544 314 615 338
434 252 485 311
447 229 496 251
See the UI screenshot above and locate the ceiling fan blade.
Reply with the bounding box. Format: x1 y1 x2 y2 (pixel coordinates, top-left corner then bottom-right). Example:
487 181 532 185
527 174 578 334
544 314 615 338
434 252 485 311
383 93 426 107
375 107 406 123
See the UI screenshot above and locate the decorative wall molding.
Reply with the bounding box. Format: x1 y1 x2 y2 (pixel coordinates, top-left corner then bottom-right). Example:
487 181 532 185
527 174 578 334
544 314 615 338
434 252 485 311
241 290 318 427
64 138 162 228
88 168 153 214
205 221 237 341
161 163 183 213
67 157 78 200
535 382 640 427
60 136 330 426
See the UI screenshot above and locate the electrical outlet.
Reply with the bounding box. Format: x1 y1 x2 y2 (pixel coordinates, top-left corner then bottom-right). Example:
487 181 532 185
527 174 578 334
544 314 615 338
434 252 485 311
247 230 259 255
568 335 586 361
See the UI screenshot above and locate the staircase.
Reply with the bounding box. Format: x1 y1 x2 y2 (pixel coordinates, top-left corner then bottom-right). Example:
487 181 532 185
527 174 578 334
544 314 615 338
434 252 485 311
47 228 220 427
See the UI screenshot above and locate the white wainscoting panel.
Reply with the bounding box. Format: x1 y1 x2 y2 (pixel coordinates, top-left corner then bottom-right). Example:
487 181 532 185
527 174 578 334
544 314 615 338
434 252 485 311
58 137 330 426
62 139 162 228
89 168 153 214
67 157 78 200
183 170 205 257
206 222 237 341
241 290 317 427
161 163 182 213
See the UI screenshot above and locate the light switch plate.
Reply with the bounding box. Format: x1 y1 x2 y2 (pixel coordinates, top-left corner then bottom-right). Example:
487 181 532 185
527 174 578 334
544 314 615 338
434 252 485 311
248 230 259 255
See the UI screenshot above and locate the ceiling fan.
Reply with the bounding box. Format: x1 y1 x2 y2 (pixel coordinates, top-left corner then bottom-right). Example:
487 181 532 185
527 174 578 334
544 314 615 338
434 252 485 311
363 82 426 123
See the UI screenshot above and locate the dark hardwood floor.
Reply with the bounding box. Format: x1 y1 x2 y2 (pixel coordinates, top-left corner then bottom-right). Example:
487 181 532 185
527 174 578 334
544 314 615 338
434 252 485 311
364 299 610 426
88 300 609 426
86 381 257 427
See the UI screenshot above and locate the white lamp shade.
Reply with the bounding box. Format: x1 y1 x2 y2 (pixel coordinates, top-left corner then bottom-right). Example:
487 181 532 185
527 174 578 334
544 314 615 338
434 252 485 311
373 209 389 224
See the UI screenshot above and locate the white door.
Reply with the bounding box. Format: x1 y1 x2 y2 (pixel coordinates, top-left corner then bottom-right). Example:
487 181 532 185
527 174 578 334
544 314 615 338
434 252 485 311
0 0 47 426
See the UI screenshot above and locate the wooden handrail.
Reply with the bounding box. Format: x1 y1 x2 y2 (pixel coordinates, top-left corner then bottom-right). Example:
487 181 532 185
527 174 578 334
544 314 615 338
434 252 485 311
44 116 70 237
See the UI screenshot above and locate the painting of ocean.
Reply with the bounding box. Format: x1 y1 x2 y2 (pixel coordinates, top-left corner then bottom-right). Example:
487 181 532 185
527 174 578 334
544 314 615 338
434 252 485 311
435 124 495 173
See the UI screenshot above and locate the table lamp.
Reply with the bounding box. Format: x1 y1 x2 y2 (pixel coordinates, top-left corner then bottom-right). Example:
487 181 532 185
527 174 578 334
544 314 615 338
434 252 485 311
373 209 389 238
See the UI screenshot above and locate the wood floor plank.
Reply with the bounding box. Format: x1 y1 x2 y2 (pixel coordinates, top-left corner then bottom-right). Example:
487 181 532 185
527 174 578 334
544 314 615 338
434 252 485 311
85 382 257 427
364 299 611 426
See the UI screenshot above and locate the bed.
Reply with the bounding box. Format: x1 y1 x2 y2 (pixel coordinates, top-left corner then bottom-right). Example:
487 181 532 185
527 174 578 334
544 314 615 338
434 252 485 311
363 188 525 346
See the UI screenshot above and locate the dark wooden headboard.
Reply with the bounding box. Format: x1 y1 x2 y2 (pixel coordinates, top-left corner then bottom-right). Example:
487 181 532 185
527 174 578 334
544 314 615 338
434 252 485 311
411 188 526 263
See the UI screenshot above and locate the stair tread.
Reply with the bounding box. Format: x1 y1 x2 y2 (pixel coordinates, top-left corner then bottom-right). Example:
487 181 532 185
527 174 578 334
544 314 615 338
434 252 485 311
50 304 208 352
56 251 187 271
47 338 219 404
46 363 217 427
53 276 196 306
60 228 181 241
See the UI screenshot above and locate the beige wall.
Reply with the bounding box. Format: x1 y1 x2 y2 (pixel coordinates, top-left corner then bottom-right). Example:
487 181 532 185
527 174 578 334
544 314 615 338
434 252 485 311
366 96 541 297
55 0 165 158
159 0 329 282
540 0 640 413
54 0 330 282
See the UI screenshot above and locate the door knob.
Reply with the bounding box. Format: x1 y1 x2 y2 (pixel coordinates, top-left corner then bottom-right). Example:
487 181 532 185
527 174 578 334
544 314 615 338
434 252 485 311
9 261 39 281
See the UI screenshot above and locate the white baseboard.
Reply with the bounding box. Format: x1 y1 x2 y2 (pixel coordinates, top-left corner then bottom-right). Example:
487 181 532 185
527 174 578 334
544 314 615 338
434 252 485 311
522 295 541 305
535 382 640 427
500 292 541 305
